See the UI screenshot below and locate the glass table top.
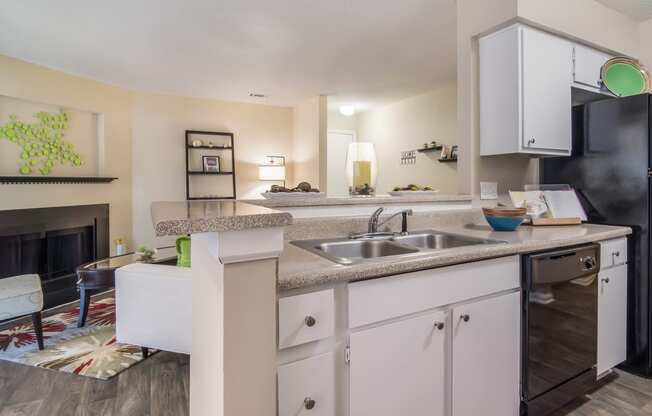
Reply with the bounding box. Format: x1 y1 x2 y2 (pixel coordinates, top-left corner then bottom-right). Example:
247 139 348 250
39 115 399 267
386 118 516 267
80 246 178 270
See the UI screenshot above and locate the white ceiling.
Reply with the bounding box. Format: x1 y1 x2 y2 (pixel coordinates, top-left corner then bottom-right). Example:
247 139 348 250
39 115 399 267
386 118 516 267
596 0 652 21
0 0 457 108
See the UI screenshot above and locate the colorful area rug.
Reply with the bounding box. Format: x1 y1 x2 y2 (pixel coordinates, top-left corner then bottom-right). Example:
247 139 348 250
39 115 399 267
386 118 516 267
0 297 152 380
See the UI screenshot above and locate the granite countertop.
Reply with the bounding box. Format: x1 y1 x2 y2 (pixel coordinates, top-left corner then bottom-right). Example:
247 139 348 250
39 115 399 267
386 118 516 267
278 223 631 291
151 200 292 236
242 193 472 208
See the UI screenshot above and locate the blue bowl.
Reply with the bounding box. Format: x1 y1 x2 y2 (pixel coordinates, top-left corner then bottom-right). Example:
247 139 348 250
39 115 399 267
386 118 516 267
484 215 524 231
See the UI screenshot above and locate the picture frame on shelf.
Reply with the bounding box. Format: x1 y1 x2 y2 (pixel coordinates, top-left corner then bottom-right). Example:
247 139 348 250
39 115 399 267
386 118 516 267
202 156 221 173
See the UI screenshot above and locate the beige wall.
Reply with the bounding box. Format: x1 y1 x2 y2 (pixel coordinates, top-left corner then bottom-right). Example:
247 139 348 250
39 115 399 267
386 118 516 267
0 55 133 255
0 54 298 251
355 82 459 194
456 0 533 196
639 19 652 69
518 0 640 57
292 96 325 190
132 92 294 246
327 109 357 131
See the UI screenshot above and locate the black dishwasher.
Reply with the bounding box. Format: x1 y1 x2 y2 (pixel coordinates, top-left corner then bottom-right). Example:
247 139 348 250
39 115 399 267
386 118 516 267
521 244 600 416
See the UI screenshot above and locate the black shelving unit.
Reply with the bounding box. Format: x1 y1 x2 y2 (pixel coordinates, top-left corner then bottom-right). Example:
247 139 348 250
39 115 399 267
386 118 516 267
185 130 236 200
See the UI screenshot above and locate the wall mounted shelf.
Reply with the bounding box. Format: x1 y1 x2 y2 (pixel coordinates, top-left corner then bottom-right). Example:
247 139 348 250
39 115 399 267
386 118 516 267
0 176 118 184
186 145 233 150
417 146 443 153
187 171 234 175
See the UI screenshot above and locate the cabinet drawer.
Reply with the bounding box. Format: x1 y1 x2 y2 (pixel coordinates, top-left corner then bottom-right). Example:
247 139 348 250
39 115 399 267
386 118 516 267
278 353 335 416
348 256 519 328
600 238 627 269
279 289 335 349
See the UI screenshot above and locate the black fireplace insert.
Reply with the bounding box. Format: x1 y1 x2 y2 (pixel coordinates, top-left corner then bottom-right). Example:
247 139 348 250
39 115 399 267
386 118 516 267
0 204 109 309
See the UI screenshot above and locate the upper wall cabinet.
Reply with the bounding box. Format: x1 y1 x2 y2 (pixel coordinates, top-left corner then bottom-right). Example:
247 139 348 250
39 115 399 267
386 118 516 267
573 44 612 92
480 24 573 156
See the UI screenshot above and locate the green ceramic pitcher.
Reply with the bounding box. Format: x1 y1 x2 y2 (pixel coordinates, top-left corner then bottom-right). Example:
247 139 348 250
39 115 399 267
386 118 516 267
176 236 191 268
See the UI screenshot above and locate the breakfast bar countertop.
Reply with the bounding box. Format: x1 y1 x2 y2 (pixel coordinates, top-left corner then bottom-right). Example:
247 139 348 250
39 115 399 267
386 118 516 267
151 200 293 236
278 222 631 291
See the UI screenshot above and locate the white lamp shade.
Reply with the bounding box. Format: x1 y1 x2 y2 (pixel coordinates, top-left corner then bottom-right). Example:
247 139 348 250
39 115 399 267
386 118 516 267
258 165 286 181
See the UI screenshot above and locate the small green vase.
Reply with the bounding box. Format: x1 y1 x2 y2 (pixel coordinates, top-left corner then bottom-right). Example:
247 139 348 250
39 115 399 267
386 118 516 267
176 236 191 268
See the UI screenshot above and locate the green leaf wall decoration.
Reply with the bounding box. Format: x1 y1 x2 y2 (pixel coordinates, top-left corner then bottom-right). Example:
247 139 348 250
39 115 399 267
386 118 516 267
0 111 83 175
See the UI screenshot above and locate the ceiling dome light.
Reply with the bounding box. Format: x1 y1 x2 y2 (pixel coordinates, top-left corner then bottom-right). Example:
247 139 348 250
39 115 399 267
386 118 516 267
339 106 355 116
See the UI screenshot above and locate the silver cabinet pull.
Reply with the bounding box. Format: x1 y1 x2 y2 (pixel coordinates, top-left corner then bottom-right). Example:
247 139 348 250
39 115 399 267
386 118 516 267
304 397 316 410
460 314 470 323
434 321 445 330
304 316 316 327
527 138 536 146
602 277 610 284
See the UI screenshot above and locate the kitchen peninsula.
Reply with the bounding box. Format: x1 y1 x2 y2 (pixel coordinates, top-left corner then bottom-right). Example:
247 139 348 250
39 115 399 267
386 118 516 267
150 200 630 416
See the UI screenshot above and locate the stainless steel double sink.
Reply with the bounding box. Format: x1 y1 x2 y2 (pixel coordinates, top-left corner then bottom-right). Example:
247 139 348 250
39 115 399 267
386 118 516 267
291 230 504 265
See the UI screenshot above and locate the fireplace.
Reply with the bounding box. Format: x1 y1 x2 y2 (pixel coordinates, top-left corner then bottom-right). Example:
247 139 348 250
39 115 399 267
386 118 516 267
0 205 109 309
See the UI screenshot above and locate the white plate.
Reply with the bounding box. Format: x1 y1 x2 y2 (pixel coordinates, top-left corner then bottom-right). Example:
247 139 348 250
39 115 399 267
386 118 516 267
261 192 326 200
388 190 439 196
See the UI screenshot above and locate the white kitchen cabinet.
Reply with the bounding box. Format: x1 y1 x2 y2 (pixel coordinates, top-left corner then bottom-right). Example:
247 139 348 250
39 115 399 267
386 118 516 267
452 292 521 416
597 263 628 377
349 310 447 416
278 352 336 416
480 24 573 156
278 289 335 349
573 44 612 91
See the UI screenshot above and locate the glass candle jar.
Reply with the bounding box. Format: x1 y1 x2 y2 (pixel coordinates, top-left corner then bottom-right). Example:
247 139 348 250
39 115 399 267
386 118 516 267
345 142 377 197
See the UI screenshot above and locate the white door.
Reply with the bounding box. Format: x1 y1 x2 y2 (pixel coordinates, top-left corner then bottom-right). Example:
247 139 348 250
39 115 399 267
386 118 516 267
573 44 611 90
349 310 447 416
598 264 628 376
327 130 355 197
452 292 520 416
521 27 573 153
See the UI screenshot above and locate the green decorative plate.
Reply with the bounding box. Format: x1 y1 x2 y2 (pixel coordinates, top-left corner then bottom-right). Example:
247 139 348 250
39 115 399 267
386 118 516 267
601 57 651 97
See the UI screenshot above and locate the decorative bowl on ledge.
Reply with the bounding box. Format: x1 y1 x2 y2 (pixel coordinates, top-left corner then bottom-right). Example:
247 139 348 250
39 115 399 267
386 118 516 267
261 191 326 200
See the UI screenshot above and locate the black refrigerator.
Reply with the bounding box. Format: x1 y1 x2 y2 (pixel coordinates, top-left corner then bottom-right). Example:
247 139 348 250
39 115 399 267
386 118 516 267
542 93 651 376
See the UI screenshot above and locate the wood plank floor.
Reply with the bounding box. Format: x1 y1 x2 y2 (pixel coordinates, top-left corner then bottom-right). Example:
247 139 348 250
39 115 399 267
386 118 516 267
2 360 652 416
554 370 652 416
0 351 189 416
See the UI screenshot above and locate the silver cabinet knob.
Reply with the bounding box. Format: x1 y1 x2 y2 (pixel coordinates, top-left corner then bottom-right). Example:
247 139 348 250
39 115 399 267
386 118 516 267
304 397 316 410
602 277 610 284
527 138 536 146
304 316 316 327
434 321 445 330
460 314 470 323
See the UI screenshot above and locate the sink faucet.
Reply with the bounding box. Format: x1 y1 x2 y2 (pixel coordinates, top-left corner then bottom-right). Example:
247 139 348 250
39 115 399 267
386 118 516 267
368 208 413 234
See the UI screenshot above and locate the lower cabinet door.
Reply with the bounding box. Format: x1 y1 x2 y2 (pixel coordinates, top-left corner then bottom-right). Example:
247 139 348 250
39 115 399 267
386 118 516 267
349 310 447 416
598 264 628 376
278 352 335 416
452 291 520 416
